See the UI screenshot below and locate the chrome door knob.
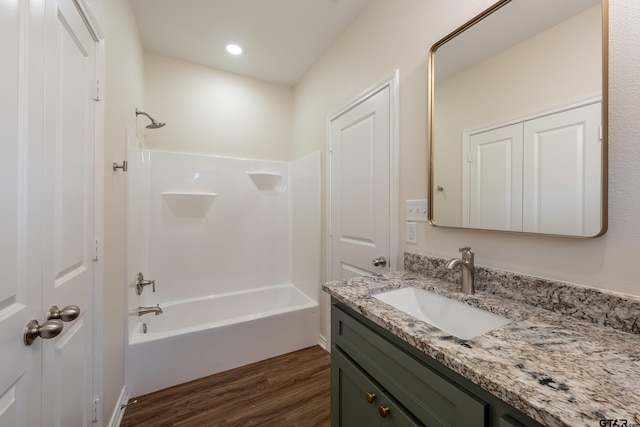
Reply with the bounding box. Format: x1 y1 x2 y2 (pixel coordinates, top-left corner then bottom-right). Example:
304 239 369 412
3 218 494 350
47 305 80 322
24 319 64 346
372 256 387 267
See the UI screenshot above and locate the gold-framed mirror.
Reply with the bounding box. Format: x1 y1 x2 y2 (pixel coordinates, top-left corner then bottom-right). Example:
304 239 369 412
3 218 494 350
427 0 608 237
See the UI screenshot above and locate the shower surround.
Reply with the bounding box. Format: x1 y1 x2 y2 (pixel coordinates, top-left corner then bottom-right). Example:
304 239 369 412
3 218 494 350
125 146 321 396
146 150 292 303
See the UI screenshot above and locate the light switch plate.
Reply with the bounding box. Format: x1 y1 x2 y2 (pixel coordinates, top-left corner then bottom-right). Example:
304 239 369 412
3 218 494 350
406 199 427 222
406 222 417 244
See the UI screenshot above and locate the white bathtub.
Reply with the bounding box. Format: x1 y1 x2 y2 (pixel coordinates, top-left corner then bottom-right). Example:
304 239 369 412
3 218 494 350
126 284 320 397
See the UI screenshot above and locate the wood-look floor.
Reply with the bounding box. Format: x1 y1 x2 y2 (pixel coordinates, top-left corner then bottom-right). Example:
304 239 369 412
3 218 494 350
120 345 331 427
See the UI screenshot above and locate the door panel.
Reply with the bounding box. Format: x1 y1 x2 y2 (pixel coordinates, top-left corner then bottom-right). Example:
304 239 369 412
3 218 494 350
339 263 373 280
330 85 391 280
340 115 376 244
51 319 91 427
42 0 96 424
468 123 523 231
0 1 43 425
523 102 601 235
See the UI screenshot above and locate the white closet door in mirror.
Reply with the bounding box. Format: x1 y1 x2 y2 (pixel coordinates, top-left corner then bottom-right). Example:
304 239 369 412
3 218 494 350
522 102 601 235
467 123 523 231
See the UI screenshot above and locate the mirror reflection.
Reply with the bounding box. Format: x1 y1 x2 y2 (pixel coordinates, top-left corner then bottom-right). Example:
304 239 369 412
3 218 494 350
428 0 607 237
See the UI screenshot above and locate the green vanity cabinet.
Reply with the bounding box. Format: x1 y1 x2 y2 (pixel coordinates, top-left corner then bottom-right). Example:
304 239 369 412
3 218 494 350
330 300 544 427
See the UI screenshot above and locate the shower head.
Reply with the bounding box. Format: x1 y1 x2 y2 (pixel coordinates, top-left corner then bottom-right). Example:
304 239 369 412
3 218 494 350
136 109 166 129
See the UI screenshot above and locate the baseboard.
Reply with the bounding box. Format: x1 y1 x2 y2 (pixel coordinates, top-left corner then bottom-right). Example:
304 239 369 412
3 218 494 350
107 385 130 427
318 334 328 351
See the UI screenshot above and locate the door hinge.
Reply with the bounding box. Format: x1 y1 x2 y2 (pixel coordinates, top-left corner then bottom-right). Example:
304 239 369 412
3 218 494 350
93 238 99 261
93 80 101 102
92 398 99 423
328 224 333 237
466 150 472 163
598 125 603 142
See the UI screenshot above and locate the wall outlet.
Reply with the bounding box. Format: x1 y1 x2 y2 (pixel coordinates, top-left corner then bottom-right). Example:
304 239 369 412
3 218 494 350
406 199 427 222
406 222 417 244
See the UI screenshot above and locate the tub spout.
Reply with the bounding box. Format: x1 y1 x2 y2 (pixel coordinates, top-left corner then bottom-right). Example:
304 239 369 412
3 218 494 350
130 304 163 316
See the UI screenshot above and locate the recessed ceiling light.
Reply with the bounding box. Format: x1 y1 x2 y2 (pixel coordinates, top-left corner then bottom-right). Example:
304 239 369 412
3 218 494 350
226 44 243 55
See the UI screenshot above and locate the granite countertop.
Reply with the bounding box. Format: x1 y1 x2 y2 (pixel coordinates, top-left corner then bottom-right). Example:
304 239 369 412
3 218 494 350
323 270 640 427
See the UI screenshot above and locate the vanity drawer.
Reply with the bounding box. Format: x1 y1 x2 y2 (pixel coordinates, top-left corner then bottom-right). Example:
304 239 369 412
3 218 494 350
332 303 487 427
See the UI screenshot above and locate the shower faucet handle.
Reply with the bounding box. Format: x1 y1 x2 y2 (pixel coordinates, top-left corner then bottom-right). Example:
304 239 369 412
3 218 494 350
136 272 156 295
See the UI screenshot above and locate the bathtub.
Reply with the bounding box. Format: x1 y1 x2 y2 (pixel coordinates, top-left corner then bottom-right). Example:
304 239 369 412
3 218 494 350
126 284 320 397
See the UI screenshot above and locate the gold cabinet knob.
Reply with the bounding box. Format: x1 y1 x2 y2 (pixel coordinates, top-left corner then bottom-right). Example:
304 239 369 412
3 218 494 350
365 392 376 403
378 406 390 418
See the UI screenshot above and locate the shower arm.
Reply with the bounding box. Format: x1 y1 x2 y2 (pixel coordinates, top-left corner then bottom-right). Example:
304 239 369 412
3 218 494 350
136 109 153 120
136 108 166 129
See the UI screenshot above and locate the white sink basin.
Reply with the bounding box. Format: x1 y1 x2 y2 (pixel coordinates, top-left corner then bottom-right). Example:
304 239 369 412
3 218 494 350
373 287 510 340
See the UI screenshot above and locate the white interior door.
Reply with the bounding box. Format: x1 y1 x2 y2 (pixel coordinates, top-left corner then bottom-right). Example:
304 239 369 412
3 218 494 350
1 0 98 425
0 2 44 426
41 0 97 425
467 123 523 231
329 76 397 281
523 102 602 235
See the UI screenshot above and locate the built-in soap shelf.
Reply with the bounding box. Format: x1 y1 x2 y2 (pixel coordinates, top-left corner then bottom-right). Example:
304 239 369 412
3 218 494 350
246 172 283 191
161 192 217 217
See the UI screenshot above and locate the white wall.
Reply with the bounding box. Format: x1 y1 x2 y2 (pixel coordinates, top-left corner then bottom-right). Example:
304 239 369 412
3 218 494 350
292 151 322 302
98 0 146 420
292 0 640 343
143 53 294 161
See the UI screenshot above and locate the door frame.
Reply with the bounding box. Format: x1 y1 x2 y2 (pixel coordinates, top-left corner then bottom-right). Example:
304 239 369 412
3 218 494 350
69 0 106 423
325 70 400 284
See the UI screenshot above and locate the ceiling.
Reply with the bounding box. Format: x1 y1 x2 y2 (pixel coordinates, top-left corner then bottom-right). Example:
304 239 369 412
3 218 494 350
435 0 600 82
130 0 370 87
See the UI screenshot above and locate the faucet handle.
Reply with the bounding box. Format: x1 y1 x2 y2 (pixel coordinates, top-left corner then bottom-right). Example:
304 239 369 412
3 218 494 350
136 272 156 295
458 246 473 263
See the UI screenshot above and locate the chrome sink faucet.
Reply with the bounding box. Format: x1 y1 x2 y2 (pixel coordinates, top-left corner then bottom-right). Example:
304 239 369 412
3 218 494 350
130 304 163 316
445 247 475 294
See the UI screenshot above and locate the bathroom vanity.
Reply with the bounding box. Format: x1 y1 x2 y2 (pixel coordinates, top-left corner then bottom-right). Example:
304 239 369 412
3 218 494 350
331 300 541 426
324 253 640 427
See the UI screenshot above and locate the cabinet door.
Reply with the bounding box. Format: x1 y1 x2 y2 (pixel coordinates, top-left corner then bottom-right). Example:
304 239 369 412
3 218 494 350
332 347 421 427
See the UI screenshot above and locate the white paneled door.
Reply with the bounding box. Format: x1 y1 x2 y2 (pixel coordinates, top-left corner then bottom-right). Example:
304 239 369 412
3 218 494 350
467 123 523 231
0 2 43 425
328 74 398 281
523 102 602 236
0 0 99 425
41 0 97 425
